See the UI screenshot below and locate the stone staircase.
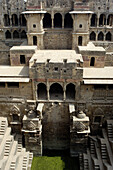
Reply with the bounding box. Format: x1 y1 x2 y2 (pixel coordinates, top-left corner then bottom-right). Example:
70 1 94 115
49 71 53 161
107 120 113 140
0 117 33 170
80 120 113 170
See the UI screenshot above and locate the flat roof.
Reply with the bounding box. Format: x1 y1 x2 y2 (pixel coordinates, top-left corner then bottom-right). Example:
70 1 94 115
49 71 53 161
10 46 37 51
30 50 83 63
84 79 113 84
0 66 29 77
70 11 93 14
22 11 46 14
78 42 105 52
0 78 29 82
83 67 113 79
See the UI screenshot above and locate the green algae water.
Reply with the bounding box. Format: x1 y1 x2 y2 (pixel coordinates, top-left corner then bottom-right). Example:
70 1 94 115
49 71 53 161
31 156 79 170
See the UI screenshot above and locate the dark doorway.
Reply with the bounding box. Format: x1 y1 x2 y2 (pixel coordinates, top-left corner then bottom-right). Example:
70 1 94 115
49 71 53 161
98 32 104 41
20 55 26 64
33 36 37 45
13 30 19 39
4 14 10 26
19 14 26 26
107 14 113 26
12 14 18 26
37 83 47 100
21 30 27 39
90 57 95 66
91 14 97 27
64 13 73 28
5 30 11 39
99 14 106 26
54 13 62 28
43 13 52 28
106 32 112 41
90 31 96 41
66 83 75 100
78 36 82 46
49 83 63 100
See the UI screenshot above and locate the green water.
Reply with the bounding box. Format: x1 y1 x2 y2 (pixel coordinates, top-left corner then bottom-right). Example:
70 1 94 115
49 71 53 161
31 156 79 170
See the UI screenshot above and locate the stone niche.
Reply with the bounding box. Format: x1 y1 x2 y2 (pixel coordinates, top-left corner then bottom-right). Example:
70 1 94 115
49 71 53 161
70 110 90 156
22 103 44 156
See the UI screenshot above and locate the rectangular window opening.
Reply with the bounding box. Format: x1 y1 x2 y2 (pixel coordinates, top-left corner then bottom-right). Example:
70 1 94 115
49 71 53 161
20 55 26 64
94 84 106 90
0 82 5 88
7 82 19 88
108 85 113 90
54 67 58 71
94 116 101 123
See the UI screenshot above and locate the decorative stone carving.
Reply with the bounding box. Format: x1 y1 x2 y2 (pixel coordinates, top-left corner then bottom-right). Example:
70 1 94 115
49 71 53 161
25 108 37 118
77 110 86 119
74 121 86 132
27 121 37 131
10 105 20 116
28 109 37 118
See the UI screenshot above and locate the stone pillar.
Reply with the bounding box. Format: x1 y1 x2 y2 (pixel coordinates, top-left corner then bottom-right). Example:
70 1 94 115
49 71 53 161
11 32 13 39
71 14 76 50
63 86 66 101
52 18 54 29
36 84 38 100
47 89 50 100
97 15 99 27
96 32 98 41
9 16 12 26
47 81 50 100
104 34 105 41
62 15 64 29
112 32 113 41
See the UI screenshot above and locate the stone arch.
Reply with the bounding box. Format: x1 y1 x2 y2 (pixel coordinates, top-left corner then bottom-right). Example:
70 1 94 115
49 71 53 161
49 83 63 100
10 105 20 122
54 13 62 28
90 31 96 41
4 14 10 26
37 83 47 100
66 83 75 100
91 14 97 27
19 14 26 26
33 36 37 45
94 108 103 115
106 32 112 41
12 14 18 26
93 108 104 123
5 30 11 39
107 14 113 26
98 32 104 41
90 57 95 66
21 30 27 39
99 14 106 26
43 13 52 28
13 30 19 39
64 13 73 28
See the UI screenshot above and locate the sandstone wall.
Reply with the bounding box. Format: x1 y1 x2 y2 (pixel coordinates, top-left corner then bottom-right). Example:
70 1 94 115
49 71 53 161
0 82 33 100
44 31 72 49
